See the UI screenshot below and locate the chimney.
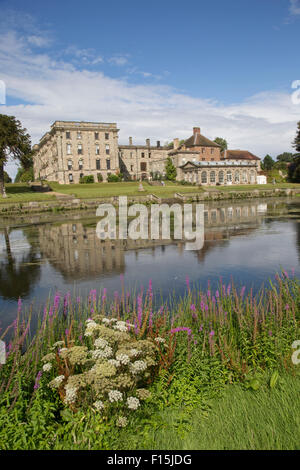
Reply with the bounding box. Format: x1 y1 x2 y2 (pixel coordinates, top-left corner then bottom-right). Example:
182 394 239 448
146 138 150 147
157 140 160 148
173 138 179 150
129 136 133 145
193 127 201 135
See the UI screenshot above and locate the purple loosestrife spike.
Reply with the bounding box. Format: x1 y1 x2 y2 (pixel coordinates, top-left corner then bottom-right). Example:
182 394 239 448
170 327 192 335
76 297 81 303
215 290 219 298
17 297 22 314
268 330 273 336
209 330 215 336
190 304 196 312
227 284 231 295
186 276 190 292
34 371 42 391
285 304 289 310
241 286 246 298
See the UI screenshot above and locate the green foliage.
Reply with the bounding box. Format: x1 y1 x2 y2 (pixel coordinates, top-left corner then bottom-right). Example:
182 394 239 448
276 152 293 163
97 173 103 182
293 121 300 153
107 173 122 182
4 171 12 183
79 175 94 184
15 166 34 183
262 154 275 170
165 157 177 181
213 137 228 152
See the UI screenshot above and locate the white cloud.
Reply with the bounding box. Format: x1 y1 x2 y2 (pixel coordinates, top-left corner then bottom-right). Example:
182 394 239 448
0 25 299 180
289 0 300 15
108 56 129 66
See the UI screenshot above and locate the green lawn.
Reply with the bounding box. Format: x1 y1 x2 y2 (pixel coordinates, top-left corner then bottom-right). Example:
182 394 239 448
1 181 299 205
120 371 300 450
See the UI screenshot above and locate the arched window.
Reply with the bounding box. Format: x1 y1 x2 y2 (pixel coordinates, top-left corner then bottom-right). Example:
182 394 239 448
210 171 215 183
226 170 232 182
242 170 247 183
234 171 240 183
250 170 256 184
219 171 224 184
201 171 207 184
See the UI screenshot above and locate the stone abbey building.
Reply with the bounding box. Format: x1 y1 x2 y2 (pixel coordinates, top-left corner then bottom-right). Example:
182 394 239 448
33 121 261 185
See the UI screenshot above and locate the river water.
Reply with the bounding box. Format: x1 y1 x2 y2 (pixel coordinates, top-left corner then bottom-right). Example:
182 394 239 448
0 197 299 330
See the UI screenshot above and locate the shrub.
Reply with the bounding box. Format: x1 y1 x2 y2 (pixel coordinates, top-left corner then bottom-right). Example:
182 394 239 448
97 173 103 182
107 173 122 182
80 175 94 184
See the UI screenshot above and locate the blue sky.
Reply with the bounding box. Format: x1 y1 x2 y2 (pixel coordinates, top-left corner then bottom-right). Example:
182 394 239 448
0 0 300 178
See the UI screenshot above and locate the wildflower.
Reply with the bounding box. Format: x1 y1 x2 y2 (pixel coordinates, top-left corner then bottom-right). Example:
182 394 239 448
116 416 128 428
108 390 123 403
102 318 111 324
136 388 151 400
93 400 105 411
128 348 140 357
268 330 273 336
116 353 130 365
113 321 128 332
130 360 147 375
285 304 290 310
64 385 78 404
94 337 109 349
92 346 113 359
170 327 192 335
42 362 52 372
41 353 55 363
209 330 215 337
240 286 246 298
34 371 42 391
127 396 140 410
108 359 121 367
49 375 65 389
215 290 219 298
51 341 65 350
154 337 166 344
190 304 196 312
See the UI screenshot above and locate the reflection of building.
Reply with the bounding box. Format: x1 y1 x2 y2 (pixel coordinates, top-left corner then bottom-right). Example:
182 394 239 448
37 200 268 280
33 122 261 184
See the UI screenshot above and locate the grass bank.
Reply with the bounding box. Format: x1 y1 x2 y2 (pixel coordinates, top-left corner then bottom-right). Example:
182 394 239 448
0 272 299 450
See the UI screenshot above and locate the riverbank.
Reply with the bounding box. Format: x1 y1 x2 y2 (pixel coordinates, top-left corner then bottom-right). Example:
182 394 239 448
0 273 299 450
1 181 300 215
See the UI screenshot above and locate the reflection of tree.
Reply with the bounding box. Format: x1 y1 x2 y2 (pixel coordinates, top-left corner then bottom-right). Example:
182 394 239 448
0 227 41 300
296 221 300 263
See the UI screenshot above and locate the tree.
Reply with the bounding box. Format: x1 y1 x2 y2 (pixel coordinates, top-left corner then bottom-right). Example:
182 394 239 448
0 114 31 197
213 137 228 152
293 121 300 152
15 166 34 183
262 154 275 170
276 152 293 162
4 171 12 183
165 157 177 181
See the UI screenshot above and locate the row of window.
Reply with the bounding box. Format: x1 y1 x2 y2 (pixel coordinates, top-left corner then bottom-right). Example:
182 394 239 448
66 144 110 155
67 159 111 170
186 170 255 184
66 131 110 140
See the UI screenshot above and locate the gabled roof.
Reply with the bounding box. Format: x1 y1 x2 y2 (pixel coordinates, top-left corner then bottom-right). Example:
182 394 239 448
224 150 260 161
184 133 221 148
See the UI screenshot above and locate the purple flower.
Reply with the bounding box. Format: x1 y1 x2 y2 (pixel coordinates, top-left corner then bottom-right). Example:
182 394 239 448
186 276 190 292
268 330 273 336
190 304 196 312
76 296 81 303
241 286 246 298
215 290 219 298
34 371 42 391
170 327 192 336
285 304 289 310
209 330 215 337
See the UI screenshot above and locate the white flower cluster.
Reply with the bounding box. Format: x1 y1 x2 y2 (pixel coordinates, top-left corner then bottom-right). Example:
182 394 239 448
51 341 65 350
116 416 128 428
130 360 147 375
94 337 109 349
108 390 123 403
64 385 78 404
127 396 140 410
116 353 130 365
108 359 121 368
101 318 111 324
42 362 52 372
84 320 98 337
92 346 113 359
113 321 128 332
154 336 166 344
49 375 65 389
93 400 105 411
129 349 140 358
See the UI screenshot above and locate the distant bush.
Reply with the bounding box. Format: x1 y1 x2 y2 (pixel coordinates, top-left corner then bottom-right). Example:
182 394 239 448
107 173 122 182
97 173 103 182
80 175 94 184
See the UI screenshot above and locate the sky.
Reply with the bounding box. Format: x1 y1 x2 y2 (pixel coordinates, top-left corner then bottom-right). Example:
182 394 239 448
0 0 300 179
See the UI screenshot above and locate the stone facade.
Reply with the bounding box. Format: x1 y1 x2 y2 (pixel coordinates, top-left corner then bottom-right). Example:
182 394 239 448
33 121 119 183
33 122 261 186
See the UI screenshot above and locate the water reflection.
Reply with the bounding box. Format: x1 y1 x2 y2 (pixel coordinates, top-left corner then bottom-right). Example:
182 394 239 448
0 197 299 329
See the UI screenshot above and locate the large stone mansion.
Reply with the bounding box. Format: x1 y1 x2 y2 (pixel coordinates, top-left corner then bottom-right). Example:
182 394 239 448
33 121 262 185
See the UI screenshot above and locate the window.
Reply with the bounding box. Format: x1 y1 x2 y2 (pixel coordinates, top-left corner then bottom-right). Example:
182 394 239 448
66 131 71 139
201 148 205 153
105 133 109 140
235 171 240 183
77 131 82 139
67 143 72 155
95 144 100 155
80 173 84 179
130 152 133 158
210 171 215 183
211 148 214 154
211 158 214 161
68 160 73 170
95 132 99 140
202 157 205 161
96 159 101 170
106 159 111 170
105 144 110 155
219 171 224 183
242 170 247 183
69 173 73 182
141 162 147 171
77 144 83 155
226 170 232 182
78 159 83 170
201 171 207 184
130 165 134 172
141 152 145 158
